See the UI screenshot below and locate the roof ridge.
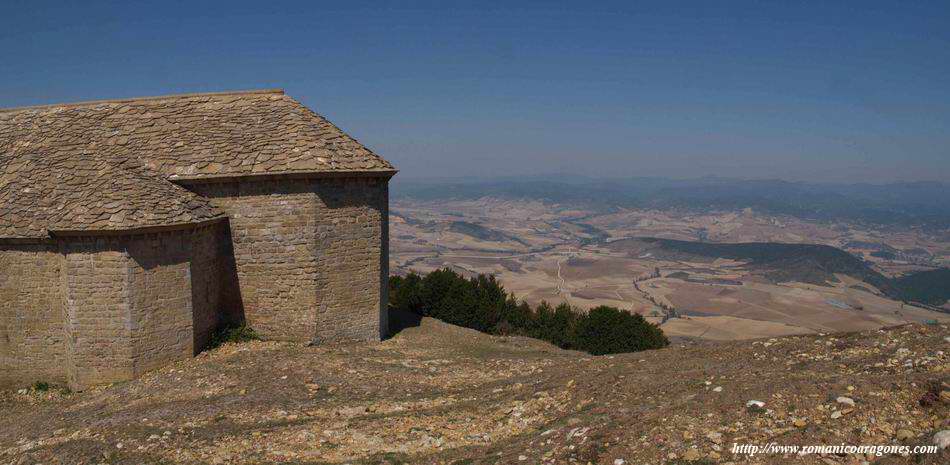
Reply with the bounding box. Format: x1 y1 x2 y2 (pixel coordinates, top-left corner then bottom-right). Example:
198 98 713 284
0 89 285 113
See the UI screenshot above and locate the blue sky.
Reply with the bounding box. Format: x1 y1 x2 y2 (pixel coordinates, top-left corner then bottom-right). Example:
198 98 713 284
2 1 948 182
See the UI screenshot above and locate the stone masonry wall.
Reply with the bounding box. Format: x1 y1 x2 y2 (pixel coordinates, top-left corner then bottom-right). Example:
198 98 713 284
182 176 389 343
1 223 233 389
125 223 235 376
61 238 135 388
188 222 241 352
124 224 232 377
0 243 67 387
184 180 319 341
1 173 388 388
313 178 389 343
126 233 193 377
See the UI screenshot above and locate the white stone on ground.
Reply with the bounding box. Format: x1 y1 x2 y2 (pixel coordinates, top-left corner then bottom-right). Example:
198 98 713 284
836 396 855 406
934 430 950 449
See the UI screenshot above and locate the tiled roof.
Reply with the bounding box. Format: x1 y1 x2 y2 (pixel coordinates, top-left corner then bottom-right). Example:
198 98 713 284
0 90 395 239
0 148 224 239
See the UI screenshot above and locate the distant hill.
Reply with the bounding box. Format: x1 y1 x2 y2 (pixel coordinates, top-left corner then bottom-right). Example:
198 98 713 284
610 237 950 306
892 268 950 307
448 221 526 245
394 177 950 229
612 237 894 290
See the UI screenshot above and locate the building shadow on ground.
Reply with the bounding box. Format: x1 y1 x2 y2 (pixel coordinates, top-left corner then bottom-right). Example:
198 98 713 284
386 307 422 339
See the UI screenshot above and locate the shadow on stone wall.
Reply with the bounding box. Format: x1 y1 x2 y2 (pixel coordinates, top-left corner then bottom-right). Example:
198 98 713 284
124 221 246 355
180 177 387 344
216 218 246 330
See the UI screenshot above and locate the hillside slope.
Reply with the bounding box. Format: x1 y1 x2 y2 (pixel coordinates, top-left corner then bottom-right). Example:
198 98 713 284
619 237 893 290
1 315 948 464
610 238 950 307
893 268 950 307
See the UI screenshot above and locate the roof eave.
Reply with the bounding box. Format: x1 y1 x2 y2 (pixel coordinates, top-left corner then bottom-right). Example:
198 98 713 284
168 168 398 185
0 236 54 245
47 216 227 238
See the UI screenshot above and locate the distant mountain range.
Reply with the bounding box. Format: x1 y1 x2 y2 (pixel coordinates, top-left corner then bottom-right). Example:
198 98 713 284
394 177 950 229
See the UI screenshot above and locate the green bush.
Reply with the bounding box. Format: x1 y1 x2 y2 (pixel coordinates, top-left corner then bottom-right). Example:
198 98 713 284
208 324 261 349
389 268 668 355
573 306 669 355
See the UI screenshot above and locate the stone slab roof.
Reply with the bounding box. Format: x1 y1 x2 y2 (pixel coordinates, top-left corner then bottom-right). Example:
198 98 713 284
0 90 395 239
0 148 224 239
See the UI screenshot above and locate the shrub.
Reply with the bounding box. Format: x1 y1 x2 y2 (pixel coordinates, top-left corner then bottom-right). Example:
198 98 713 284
572 306 669 355
528 301 579 348
32 381 50 392
208 324 261 349
390 268 668 355
389 273 424 314
502 299 534 334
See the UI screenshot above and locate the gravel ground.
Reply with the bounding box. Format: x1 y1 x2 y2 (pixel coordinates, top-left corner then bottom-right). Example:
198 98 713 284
1 314 947 465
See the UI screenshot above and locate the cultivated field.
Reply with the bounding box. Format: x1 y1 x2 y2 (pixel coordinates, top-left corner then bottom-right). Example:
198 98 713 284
391 198 950 340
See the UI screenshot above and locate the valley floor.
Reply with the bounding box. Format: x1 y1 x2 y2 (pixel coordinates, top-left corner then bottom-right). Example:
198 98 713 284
1 314 948 464
391 200 950 342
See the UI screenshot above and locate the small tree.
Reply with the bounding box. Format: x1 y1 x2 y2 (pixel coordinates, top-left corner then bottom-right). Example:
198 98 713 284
389 273 424 314
532 301 554 341
471 274 508 332
497 297 533 335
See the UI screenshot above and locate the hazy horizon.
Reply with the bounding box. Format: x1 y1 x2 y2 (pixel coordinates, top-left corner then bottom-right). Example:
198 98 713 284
2 1 948 183
391 173 950 187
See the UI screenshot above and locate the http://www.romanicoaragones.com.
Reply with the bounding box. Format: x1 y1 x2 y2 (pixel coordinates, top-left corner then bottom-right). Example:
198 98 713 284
731 442 939 457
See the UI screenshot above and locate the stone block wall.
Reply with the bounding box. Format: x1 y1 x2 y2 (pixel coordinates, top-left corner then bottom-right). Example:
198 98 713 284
1 174 390 389
312 178 389 343
183 175 389 343
0 243 67 387
0 222 234 389
188 221 242 351
125 223 233 377
184 179 320 341
61 238 135 387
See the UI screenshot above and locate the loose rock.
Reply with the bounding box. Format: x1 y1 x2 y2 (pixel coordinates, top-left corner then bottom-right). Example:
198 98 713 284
895 429 914 441
934 430 950 449
682 448 702 461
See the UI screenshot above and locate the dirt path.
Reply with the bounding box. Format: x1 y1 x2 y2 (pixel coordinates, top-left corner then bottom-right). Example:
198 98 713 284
556 257 565 294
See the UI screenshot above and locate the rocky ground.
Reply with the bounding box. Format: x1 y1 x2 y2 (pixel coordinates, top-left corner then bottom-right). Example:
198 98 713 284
1 313 948 465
